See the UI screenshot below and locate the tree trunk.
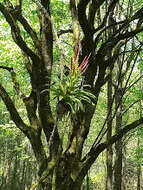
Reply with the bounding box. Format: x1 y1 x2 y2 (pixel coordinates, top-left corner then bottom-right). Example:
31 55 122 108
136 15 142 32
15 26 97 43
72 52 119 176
39 167 82 190
113 59 123 190
106 69 113 190
137 75 142 190
122 148 127 190
137 162 141 190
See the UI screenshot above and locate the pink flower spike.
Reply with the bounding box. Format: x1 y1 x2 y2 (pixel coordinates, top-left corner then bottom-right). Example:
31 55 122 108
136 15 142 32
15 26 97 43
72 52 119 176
80 59 88 71
77 39 80 57
81 64 89 75
70 57 73 71
80 61 88 71
79 56 87 69
72 65 75 76
85 53 91 63
74 47 78 65
78 53 91 75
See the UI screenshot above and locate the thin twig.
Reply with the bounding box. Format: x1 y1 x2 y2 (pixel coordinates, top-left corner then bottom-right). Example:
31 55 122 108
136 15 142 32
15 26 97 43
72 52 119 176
0 65 13 71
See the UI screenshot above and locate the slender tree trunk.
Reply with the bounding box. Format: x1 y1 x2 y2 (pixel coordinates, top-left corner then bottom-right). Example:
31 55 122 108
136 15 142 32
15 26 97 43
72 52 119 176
86 172 90 190
21 159 26 190
105 9 114 189
113 58 123 190
106 69 113 190
137 160 141 190
10 155 18 190
137 72 142 190
122 148 127 190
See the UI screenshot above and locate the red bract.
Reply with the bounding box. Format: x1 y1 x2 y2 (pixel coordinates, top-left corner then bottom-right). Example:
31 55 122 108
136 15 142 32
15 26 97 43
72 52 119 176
79 53 91 75
70 57 73 72
74 47 78 64
70 40 91 76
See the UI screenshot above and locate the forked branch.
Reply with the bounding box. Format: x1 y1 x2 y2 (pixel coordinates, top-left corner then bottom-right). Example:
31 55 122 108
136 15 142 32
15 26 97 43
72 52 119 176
0 83 29 134
78 117 143 183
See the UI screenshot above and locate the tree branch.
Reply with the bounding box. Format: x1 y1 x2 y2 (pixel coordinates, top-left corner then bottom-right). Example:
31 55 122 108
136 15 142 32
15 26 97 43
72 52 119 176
57 29 73 37
32 0 60 147
17 14 41 53
0 83 29 134
16 0 22 9
125 75 143 92
0 3 40 63
70 0 80 46
88 0 105 27
0 66 13 71
0 66 26 100
94 6 143 51
77 0 93 36
77 117 143 183
122 99 141 116
95 0 119 33
10 70 26 100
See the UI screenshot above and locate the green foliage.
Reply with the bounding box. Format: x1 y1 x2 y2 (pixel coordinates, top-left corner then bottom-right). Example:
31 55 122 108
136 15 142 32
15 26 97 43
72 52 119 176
51 0 71 29
51 72 95 114
51 40 95 114
0 121 39 190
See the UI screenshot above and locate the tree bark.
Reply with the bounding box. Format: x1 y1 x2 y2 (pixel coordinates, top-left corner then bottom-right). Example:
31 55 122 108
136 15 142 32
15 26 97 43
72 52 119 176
105 10 114 190
113 58 123 190
137 72 143 190
106 70 113 190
